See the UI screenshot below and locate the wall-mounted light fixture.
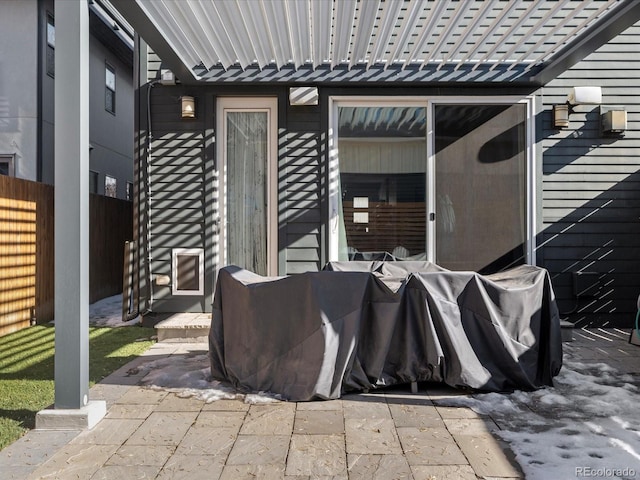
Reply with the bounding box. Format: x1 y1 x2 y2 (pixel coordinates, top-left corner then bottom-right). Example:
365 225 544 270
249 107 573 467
181 95 195 119
600 105 626 136
289 86 318 106
553 86 603 129
552 104 569 129
567 86 602 105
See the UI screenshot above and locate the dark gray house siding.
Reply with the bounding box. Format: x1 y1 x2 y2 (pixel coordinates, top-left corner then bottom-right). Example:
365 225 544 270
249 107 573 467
538 21 640 327
137 19 640 328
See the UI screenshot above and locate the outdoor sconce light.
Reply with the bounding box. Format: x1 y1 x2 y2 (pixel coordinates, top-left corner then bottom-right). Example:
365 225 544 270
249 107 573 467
289 86 319 106
553 86 603 129
600 106 627 136
181 95 195 118
567 86 602 105
553 104 569 129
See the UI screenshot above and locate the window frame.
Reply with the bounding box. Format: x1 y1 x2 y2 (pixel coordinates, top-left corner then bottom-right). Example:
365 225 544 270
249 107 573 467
104 174 117 197
105 62 116 114
328 95 536 266
46 13 55 78
172 248 205 296
0 154 16 177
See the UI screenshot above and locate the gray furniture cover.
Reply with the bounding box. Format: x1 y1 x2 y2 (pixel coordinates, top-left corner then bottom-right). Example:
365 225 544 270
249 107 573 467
209 262 563 401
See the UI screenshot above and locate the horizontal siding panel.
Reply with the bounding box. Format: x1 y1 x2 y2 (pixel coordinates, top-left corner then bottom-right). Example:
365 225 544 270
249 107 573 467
152 208 204 223
280 190 320 202
543 164 640 174
152 198 205 211
286 223 320 235
543 246 637 261
542 222 640 234
285 199 319 210
282 208 321 223
540 233 639 248
284 173 322 185
148 223 204 237
542 189 640 200
150 164 205 176
279 181 321 193
152 181 204 193
544 259 639 273
151 189 203 202
148 154 204 167
542 173 636 183
286 234 320 249
287 248 320 262
286 262 321 274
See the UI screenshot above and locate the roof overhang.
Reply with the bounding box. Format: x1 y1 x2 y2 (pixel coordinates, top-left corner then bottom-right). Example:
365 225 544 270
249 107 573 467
109 0 640 86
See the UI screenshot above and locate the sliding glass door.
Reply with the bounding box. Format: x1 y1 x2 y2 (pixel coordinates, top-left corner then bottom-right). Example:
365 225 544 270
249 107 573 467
330 98 532 273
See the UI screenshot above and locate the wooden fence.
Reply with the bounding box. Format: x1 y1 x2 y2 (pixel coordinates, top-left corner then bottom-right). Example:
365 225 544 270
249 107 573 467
0 176 132 336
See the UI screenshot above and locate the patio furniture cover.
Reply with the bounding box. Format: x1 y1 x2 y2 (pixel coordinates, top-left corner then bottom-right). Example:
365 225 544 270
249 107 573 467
208 262 562 401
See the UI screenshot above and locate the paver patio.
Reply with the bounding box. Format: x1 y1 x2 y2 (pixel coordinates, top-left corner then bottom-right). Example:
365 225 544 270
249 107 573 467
0 327 637 479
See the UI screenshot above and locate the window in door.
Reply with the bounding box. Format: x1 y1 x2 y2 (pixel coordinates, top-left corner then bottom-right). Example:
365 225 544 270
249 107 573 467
434 104 527 273
218 98 277 276
333 105 428 261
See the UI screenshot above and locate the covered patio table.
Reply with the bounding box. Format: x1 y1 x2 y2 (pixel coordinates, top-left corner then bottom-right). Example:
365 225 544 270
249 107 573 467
209 261 562 401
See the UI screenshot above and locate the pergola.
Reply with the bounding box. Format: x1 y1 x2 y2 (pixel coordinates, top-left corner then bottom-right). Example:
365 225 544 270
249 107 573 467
42 0 640 428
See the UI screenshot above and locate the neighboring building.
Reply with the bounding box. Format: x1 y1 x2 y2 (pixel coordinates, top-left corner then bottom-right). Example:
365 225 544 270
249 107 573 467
114 0 640 328
0 0 134 200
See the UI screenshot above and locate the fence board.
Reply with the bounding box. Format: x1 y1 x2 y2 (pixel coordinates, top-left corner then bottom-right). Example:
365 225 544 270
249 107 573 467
0 176 132 336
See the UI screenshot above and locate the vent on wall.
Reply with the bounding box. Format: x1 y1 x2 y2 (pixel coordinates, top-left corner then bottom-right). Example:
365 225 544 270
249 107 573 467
172 248 204 296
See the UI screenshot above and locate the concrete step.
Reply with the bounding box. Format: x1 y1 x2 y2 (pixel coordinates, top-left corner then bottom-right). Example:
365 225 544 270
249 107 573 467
153 313 211 343
560 319 574 342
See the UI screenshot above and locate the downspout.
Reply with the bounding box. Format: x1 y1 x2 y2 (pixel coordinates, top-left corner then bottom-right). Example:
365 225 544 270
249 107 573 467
142 79 161 315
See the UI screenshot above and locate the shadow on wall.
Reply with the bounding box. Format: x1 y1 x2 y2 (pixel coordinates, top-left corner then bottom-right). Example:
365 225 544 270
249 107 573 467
536 106 640 328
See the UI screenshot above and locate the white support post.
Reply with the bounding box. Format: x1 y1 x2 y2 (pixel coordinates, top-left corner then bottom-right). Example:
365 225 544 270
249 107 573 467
36 0 106 430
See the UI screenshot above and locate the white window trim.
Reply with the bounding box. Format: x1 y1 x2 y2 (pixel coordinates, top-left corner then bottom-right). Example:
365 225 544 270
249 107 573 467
328 95 536 265
0 154 16 177
172 248 205 296
216 97 278 276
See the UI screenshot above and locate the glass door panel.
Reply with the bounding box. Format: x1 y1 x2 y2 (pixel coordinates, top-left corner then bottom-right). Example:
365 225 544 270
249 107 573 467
226 111 268 275
336 106 427 260
434 104 527 273
218 98 277 276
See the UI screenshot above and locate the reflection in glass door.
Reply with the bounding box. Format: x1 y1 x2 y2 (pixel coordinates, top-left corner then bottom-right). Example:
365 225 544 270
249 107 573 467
330 99 531 273
218 98 277 276
334 106 428 261
434 104 527 273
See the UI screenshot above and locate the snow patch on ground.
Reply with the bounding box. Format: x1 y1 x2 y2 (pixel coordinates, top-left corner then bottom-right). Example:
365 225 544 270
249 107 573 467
136 353 284 404
89 294 139 327
436 360 640 479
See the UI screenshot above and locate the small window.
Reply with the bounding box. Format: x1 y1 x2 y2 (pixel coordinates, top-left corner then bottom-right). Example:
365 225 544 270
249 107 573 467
105 174 117 197
105 64 116 114
126 181 133 201
172 248 204 296
0 155 15 176
46 14 55 77
89 170 99 194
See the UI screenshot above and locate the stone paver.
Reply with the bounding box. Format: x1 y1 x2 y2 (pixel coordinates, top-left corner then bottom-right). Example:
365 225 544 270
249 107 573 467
294 409 344 434
286 434 347 476
2 330 635 479
126 411 198 446
411 464 477 480
347 453 413 479
226 434 290 465
345 418 403 454
240 403 296 435
397 426 468 465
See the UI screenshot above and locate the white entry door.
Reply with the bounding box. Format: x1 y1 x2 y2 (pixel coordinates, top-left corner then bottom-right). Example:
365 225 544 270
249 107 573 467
217 97 278 276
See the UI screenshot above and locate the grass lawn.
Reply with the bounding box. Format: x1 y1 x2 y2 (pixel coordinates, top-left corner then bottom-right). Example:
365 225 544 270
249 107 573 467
0 324 155 451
